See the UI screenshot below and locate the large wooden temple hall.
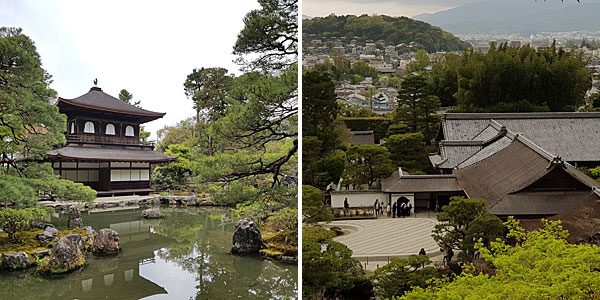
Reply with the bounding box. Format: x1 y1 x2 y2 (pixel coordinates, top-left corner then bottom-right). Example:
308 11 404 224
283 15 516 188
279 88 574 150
47 86 177 196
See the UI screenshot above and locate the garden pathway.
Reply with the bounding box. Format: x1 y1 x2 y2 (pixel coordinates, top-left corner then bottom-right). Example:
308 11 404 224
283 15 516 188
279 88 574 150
325 218 441 271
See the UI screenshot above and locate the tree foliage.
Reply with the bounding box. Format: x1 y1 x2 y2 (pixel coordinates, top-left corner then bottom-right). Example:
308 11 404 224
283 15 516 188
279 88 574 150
384 133 433 174
211 64 297 185
374 255 438 299
430 43 591 112
303 226 365 299
406 50 431 73
401 218 600 300
0 28 97 206
432 197 505 261
183 67 235 124
343 144 395 188
233 0 298 71
0 27 66 169
118 89 140 107
302 185 333 224
394 74 440 137
303 14 471 52
0 207 47 239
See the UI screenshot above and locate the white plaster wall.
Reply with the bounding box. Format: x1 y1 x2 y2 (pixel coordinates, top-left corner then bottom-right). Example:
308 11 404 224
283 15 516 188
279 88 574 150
331 192 387 208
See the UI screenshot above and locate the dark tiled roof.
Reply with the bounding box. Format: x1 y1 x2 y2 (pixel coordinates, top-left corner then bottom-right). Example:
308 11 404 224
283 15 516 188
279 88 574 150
382 170 463 193
58 87 165 117
454 136 599 215
438 112 600 162
48 145 177 162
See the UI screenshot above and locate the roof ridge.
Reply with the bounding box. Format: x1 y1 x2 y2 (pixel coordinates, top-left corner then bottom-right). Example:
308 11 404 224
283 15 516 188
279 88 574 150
444 112 600 120
514 134 556 161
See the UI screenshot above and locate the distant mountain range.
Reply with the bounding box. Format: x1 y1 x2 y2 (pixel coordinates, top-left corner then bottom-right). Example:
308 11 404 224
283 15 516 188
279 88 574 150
413 0 600 34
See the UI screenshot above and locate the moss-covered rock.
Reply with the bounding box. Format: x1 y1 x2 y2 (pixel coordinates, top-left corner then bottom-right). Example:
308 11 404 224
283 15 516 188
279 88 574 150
1 252 35 270
39 234 85 274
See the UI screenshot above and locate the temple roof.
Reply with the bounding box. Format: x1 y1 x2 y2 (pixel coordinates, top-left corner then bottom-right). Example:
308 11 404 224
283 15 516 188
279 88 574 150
435 112 600 163
454 135 599 215
57 87 165 123
48 145 177 162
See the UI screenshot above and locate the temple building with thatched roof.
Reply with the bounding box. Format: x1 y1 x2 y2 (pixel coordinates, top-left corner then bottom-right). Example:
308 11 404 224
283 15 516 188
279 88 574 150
48 86 177 196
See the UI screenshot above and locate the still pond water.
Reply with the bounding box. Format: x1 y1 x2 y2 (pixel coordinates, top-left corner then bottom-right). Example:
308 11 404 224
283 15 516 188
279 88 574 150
0 206 298 300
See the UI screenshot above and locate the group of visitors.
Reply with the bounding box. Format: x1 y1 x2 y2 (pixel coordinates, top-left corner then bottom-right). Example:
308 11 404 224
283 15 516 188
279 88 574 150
373 199 384 217
392 196 412 218
344 197 412 218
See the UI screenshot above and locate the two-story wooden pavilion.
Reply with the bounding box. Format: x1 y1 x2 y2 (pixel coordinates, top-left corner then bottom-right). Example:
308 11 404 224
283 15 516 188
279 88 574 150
47 86 177 196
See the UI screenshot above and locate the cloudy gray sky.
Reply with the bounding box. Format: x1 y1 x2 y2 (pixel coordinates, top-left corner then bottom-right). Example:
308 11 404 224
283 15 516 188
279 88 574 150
1 0 259 140
303 0 483 18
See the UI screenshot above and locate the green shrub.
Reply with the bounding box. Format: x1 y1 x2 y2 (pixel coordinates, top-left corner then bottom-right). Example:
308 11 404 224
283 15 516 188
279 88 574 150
0 208 47 240
373 255 438 299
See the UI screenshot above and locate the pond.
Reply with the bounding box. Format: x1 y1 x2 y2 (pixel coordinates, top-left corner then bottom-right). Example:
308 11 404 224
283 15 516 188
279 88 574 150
0 206 298 300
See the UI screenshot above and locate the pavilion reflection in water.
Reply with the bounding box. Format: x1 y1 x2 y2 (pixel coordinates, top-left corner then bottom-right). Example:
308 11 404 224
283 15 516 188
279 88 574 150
46 214 174 299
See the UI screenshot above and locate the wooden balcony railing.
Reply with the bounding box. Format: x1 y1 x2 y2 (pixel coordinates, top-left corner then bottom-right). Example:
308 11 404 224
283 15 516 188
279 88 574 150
67 134 155 149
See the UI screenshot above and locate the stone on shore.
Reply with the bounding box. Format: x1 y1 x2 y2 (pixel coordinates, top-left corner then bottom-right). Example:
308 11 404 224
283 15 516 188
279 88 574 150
92 229 120 255
40 235 85 274
67 207 84 228
1 252 34 270
141 208 163 219
231 218 263 254
36 227 59 243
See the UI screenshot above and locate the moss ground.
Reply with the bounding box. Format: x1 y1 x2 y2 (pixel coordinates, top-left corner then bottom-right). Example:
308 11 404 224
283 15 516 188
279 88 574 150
259 218 297 259
0 228 86 255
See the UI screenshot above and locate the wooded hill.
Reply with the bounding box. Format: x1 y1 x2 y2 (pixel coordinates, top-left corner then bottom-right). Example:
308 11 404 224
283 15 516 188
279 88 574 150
303 14 471 52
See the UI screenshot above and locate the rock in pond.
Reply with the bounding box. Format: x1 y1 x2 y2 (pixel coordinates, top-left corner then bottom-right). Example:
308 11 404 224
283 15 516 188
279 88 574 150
92 228 120 255
141 208 163 219
67 206 84 228
40 235 85 274
231 218 264 255
82 226 97 251
1 252 34 270
36 227 59 243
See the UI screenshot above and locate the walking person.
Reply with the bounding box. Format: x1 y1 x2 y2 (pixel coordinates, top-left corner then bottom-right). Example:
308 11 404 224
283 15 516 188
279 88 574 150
392 201 397 218
376 199 383 216
406 201 412 217
373 199 380 217
386 203 391 217
400 201 407 218
344 198 349 209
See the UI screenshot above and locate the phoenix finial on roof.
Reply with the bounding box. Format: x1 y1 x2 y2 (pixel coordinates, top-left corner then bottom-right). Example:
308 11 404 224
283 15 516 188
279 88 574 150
93 78 98 86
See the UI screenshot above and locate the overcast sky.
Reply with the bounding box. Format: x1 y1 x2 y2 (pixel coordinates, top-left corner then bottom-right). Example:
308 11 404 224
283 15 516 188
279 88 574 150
303 0 483 18
1 0 260 140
